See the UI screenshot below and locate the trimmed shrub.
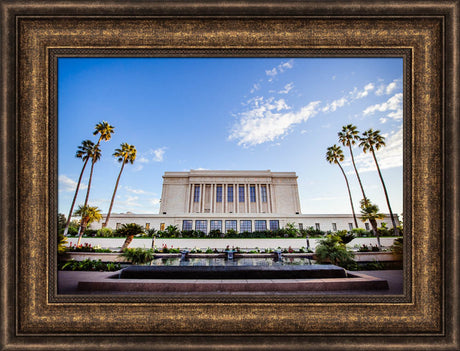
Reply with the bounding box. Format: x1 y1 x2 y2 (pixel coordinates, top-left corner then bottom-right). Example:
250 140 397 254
96 227 114 238
121 248 155 264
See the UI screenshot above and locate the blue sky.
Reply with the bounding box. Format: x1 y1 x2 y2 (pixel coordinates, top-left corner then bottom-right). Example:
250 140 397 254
58 57 403 218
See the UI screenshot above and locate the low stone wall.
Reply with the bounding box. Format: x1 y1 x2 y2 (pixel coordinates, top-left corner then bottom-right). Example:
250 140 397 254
66 237 401 250
62 251 400 263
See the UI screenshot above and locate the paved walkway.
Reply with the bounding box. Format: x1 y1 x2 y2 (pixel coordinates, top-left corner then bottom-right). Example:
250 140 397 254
57 269 403 295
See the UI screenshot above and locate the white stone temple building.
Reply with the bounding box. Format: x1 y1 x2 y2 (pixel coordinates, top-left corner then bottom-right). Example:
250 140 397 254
94 170 399 233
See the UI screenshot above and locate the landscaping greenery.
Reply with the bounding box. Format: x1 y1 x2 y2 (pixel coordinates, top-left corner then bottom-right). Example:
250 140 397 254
314 234 356 270
67 243 112 253
73 205 102 246
121 248 155 264
58 259 121 271
116 223 144 251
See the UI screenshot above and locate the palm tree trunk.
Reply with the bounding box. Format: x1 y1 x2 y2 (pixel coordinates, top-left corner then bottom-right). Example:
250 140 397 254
103 161 126 228
63 158 89 236
76 219 88 246
83 159 95 207
337 162 359 228
370 218 381 248
76 160 96 236
371 150 399 236
348 144 367 202
121 235 134 251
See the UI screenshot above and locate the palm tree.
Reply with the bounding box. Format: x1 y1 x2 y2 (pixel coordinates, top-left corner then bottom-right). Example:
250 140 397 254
82 143 101 208
118 223 144 251
93 121 115 147
83 121 114 207
326 144 358 228
103 143 137 227
73 205 102 246
359 129 399 236
338 124 368 203
62 140 94 236
359 199 385 248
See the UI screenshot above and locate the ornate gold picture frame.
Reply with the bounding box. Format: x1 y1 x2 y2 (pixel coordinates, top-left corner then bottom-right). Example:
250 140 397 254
1 1 458 349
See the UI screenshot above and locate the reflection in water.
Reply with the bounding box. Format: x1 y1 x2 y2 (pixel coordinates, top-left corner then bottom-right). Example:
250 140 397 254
151 257 315 267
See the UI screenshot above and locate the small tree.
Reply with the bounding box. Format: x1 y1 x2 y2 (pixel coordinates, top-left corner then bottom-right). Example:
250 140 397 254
73 205 102 246
315 235 355 269
284 222 300 237
359 199 385 248
117 223 144 251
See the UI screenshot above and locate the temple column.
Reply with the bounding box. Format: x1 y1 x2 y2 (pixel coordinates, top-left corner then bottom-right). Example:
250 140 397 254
255 184 260 213
246 184 249 213
200 183 205 213
210 183 214 213
266 183 272 213
235 183 239 213
190 184 195 212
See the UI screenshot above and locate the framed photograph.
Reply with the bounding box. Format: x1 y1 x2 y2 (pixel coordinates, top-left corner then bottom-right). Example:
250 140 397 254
1 1 458 349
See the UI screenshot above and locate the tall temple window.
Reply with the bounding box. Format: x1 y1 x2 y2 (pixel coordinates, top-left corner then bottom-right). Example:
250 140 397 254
255 220 267 231
239 185 245 202
348 223 353 231
261 185 267 202
195 220 207 234
182 220 192 231
365 223 370 230
210 220 222 232
250 185 256 202
332 223 337 231
269 220 279 230
216 185 222 202
240 220 252 233
194 185 200 202
315 223 321 231
227 185 233 202
225 220 237 232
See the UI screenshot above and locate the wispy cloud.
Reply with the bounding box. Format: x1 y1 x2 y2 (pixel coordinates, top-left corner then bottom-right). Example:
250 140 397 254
363 93 403 123
250 83 261 93
279 82 294 94
322 97 347 113
376 78 400 96
152 147 166 162
138 147 167 163
265 60 294 79
322 83 375 113
353 126 403 173
124 186 148 195
59 175 87 192
229 97 320 147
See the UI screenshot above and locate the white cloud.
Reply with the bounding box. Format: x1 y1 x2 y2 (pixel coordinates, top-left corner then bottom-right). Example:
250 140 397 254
229 98 320 147
152 147 166 162
124 186 146 194
355 83 375 99
138 147 167 163
265 59 294 78
137 156 149 163
265 68 277 77
59 175 87 192
321 82 376 113
250 83 261 93
363 93 403 122
279 82 294 94
376 79 400 96
354 126 403 173
322 97 347 113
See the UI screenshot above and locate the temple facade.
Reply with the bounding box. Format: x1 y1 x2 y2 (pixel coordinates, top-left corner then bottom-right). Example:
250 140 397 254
93 170 399 233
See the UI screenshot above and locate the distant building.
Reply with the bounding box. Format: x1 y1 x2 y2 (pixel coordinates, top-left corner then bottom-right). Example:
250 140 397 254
93 170 399 233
